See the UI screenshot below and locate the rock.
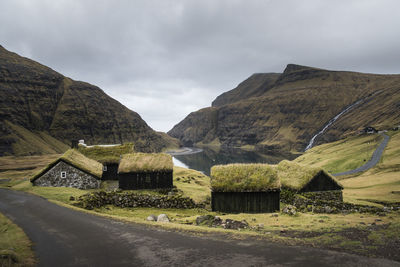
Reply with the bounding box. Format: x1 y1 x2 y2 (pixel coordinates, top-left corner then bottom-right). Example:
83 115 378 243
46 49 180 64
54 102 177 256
157 214 170 223
271 214 279 217
257 223 264 229
324 206 333 213
146 215 157 221
69 196 75 201
282 205 297 216
196 215 222 227
223 219 249 230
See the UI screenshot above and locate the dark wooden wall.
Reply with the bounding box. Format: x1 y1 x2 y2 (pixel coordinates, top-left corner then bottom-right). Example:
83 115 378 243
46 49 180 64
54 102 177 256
300 171 343 192
118 171 173 190
101 163 119 180
211 191 280 213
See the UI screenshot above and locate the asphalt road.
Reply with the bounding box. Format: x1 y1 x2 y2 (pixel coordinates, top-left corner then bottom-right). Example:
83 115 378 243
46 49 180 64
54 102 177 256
0 189 399 266
333 133 390 176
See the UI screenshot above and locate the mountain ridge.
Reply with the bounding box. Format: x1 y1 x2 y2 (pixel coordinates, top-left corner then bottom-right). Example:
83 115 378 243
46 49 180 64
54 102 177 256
168 64 400 153
0 45 178 156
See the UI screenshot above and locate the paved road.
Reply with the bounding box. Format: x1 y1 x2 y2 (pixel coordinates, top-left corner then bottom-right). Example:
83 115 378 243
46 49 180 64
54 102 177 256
333 133 390 176
0 189 399 266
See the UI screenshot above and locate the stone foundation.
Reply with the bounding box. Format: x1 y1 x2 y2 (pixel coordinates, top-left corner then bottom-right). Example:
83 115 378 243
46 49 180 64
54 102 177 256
299 190 343 202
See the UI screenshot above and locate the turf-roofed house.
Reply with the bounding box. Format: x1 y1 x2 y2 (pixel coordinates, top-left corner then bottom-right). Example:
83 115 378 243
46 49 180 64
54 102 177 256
118 153 173 190
77 143 134 180
31 149 102 189
210 164 281 213
277 160 343 202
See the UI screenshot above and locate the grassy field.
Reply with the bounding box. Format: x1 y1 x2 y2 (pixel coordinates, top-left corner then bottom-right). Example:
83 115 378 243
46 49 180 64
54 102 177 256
297 131 400 206
0 212 35 266
295 134 382 174
1 139 400 261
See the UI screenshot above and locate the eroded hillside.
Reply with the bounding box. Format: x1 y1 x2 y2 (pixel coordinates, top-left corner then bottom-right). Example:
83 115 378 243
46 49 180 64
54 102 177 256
0 45 177 156
168 64 400 153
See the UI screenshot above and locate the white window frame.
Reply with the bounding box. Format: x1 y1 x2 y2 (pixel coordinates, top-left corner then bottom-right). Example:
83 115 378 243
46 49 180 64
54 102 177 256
61 171 67 178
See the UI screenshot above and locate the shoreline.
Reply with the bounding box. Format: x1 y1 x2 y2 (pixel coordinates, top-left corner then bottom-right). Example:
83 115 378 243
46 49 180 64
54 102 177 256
165 147 203 156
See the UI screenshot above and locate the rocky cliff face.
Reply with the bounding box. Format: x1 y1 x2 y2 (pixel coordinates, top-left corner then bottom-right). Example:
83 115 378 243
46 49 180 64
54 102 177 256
0 45 177 156
169 64 400 153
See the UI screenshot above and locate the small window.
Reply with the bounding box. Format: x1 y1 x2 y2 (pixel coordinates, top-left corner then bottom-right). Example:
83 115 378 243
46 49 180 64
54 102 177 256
103 165 107 171
60 171 67 178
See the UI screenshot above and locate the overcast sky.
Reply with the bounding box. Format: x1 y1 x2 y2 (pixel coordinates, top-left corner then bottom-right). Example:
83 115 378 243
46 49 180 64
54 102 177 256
1 0 400 132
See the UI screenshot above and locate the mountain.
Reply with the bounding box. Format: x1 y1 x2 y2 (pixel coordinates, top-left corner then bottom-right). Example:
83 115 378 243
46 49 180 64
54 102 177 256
168 64 400 153
0 45 178 156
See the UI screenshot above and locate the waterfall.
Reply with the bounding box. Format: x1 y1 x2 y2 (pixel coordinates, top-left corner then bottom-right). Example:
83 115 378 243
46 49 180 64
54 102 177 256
305 99 364 151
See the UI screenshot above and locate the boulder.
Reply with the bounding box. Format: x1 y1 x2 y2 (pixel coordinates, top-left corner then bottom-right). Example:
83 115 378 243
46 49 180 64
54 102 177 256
223 219 249 230
146 215 157 221
282 205 297 216
157 214 170 223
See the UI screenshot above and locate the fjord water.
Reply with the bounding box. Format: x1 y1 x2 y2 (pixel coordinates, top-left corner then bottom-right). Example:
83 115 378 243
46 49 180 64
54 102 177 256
173 147 295 176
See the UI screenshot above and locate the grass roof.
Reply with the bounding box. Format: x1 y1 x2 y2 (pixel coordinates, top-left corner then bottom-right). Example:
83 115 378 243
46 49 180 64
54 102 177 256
118 153 173 173
77 143 134 164
277 160 342 191
210 163 280 192
31 149 103 181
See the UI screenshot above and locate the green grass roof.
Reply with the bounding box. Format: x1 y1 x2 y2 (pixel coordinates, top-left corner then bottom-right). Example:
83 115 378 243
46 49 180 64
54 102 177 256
31 149 103 181
277 160 342 191
77 143 134 164
210 163 280 192
118 153 173 173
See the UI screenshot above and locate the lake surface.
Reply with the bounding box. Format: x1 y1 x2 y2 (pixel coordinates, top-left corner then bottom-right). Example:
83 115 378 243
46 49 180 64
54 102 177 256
172 147 296 176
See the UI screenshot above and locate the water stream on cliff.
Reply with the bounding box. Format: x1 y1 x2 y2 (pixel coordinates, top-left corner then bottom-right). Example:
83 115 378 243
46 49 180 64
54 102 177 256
305 98 364 151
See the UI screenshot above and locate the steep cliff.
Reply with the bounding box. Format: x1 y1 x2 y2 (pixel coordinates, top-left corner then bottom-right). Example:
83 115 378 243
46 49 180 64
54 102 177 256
0 45 177 156
169 64 400 153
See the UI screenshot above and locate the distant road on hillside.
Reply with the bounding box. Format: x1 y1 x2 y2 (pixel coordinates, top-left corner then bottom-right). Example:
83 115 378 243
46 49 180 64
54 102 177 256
333 133 390 176
1 189 398 266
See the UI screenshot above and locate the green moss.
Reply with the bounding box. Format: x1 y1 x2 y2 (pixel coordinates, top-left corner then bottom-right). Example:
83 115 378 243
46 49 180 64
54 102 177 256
277 160 342 191
118 153 173 173
210 163 279 192
77 143 134 164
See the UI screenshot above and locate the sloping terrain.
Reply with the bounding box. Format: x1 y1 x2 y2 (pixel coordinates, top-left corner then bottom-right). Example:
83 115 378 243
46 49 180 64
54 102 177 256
0 45 177 156
169 64 400 153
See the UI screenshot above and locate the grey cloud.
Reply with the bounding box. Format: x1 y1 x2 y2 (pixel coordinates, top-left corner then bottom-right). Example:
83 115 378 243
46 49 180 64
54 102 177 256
1 0 400 131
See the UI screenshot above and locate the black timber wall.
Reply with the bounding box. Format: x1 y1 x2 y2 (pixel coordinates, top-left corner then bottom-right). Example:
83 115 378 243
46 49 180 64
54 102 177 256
118 171 173 190
102 163 119 180
300 172 342 192
211 191 280 213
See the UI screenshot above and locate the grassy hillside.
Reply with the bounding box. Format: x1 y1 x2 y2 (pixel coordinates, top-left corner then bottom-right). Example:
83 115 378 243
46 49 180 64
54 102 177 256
295 134 382 174
0 45 178 156
169 64 400 153
297 131 400 206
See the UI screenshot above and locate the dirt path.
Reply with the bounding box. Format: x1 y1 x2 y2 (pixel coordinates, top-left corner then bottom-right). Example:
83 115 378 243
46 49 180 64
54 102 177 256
0 189 398 266
333 133 390 176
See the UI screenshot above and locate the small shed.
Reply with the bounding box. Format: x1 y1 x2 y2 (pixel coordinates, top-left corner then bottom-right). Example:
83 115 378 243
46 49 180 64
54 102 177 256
77 143 134 180
210 164 280 213
118 153 173 190
31 149 102 189
277 160 343 201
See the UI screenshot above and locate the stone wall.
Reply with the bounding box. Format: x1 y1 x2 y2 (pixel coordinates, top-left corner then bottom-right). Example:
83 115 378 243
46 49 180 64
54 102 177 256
74 191 201 210
299 190 343 202
33 161 100 189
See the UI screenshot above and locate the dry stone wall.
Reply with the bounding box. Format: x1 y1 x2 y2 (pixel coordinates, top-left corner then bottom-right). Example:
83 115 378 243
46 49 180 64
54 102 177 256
74 191 201 210
32 161 100 189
